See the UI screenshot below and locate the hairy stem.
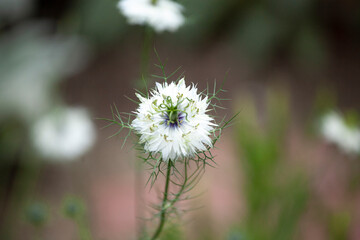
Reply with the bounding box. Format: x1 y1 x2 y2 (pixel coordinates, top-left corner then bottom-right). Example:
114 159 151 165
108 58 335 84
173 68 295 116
151 160 172 240
76 217 92 240
169 160 187 207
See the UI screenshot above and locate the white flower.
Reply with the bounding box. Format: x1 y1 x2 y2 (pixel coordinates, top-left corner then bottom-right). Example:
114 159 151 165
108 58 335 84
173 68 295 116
31 107 96 161
320 111 360 155
117 0 185 32
0 23 88 122
321 112 344 144
131 78 215 161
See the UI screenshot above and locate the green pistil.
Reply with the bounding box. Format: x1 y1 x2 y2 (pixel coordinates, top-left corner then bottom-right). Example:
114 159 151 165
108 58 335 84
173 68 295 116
167 106 182 126
169 110 178 123
151 0 158 5
160 96 185 126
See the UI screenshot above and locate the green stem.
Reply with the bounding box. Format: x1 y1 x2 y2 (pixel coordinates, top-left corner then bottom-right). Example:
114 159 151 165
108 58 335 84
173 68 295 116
34 226 42 240
76 217 92 240
139 27 154 88
135 156 146 238
151 160 172 240
1 148 42 238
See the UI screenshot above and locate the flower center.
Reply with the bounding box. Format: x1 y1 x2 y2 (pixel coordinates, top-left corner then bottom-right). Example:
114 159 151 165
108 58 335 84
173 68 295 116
151 0 158 5
165 108 184 128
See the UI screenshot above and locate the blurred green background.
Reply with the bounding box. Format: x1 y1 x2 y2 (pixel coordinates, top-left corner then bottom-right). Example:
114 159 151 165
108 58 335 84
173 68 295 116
1 0 360 239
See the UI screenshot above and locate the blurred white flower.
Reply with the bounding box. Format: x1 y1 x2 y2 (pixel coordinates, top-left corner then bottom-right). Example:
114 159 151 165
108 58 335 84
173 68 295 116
320 111 360 155
0 23 89 122
0 0 33 21
321 112 344 144
117 0 185 32
31 107 96 161
131 78 215 161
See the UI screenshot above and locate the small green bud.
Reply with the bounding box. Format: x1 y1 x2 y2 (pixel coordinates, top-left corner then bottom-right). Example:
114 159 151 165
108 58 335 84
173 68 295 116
62 196 85 219
227 231 245 240
25 202 48 227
